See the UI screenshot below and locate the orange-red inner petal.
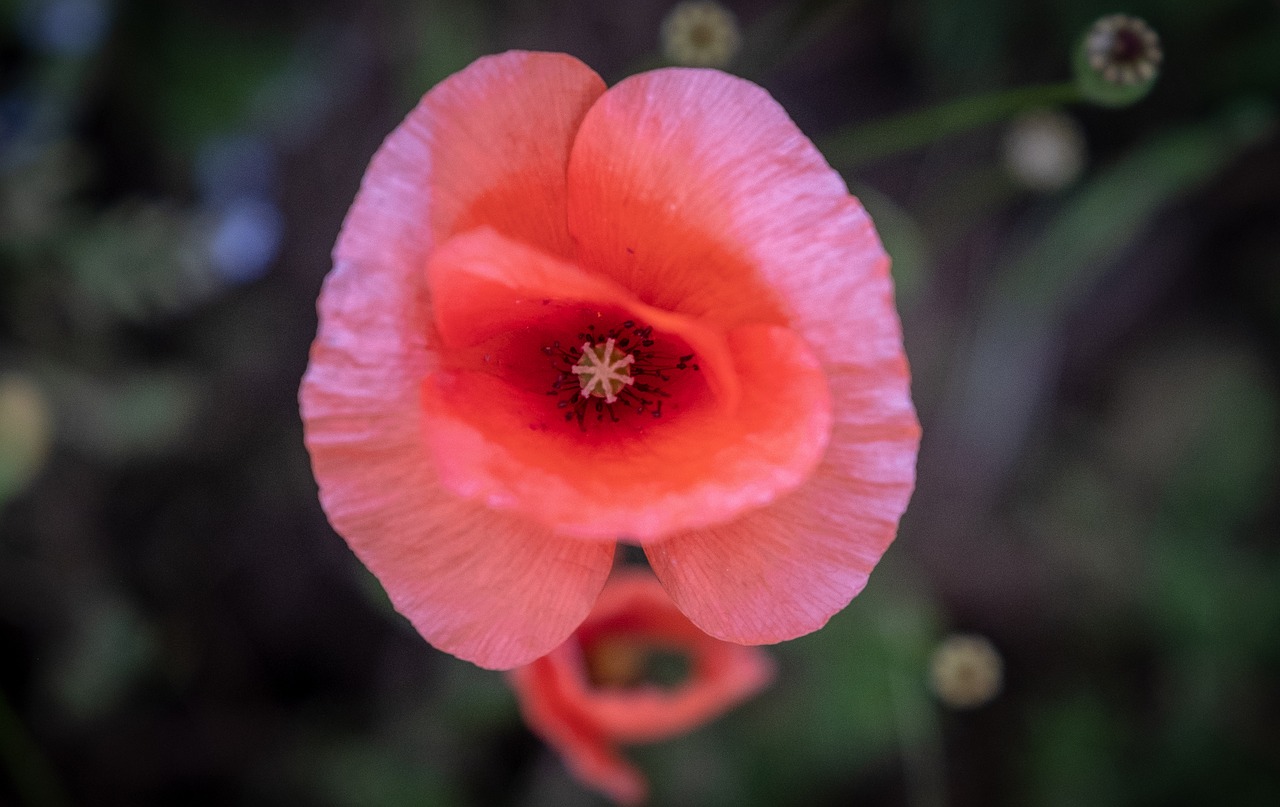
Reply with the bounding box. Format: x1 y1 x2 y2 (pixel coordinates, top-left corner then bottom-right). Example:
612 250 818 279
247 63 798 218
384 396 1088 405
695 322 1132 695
422 228 831 540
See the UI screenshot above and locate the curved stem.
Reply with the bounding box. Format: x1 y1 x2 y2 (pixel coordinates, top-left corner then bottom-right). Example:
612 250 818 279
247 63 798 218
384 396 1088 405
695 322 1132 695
821 81 1083 168
890 672 947 807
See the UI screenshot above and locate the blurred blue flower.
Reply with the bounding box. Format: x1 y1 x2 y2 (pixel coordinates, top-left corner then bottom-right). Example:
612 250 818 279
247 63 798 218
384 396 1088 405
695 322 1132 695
23 0 111 57
207 198 283 285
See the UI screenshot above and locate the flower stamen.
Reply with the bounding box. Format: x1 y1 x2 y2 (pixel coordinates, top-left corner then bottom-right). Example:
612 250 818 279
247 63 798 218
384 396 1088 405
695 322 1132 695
543 319 701 430
572 338 635 403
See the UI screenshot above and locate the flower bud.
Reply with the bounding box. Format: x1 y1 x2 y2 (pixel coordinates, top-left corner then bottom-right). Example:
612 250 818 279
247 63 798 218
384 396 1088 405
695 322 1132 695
1003 109 1087 192
660 1 742 68
928 633 1004 709
1073 14 1163 107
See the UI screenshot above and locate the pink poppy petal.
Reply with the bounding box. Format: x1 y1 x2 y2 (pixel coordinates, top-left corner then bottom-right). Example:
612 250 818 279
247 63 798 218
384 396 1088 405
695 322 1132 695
646 363 920 644
567 67 903 372
335 50 605 278
302 53 617 668
302 260 615 669
565 571 777 742
509 659 647 805
508 570 774 803
570 66 918 639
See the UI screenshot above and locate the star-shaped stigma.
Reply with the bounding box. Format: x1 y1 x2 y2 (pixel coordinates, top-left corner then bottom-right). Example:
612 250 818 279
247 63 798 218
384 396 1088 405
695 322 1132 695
572 338 636 404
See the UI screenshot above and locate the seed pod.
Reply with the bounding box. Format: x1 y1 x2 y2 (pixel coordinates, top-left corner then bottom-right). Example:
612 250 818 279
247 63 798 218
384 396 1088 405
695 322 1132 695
1073 14 1163 108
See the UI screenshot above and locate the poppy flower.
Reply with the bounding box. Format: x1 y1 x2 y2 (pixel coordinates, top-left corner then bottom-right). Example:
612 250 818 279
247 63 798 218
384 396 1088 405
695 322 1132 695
300 51 919 669
507 569 775 805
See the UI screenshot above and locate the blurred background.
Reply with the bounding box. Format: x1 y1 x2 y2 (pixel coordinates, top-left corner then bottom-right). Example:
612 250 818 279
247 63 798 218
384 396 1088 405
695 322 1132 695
1 0 1278 804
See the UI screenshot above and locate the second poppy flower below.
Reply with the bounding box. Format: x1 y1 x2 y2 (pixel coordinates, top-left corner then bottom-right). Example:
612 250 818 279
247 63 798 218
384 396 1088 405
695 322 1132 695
508 569 775 805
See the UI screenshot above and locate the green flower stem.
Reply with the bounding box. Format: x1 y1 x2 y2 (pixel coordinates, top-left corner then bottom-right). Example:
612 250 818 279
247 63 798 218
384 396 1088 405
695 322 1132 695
890 672 946 807
820 81 1083 169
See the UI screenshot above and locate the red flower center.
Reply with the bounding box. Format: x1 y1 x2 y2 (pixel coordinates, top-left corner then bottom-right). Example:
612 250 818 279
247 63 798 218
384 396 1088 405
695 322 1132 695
438 294 716 443
545 317 702 431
